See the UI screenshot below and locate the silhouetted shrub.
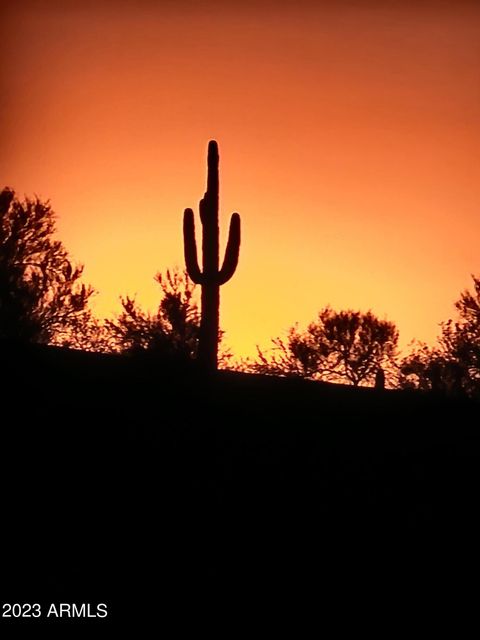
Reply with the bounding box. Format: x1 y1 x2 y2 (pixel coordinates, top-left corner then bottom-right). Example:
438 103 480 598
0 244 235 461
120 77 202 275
400 275 480 397
252 307 399 387
0 187 93 345
106 269 200 360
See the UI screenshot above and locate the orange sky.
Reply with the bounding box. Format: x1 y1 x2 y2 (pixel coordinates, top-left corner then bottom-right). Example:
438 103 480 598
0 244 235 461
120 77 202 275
1 0 479 359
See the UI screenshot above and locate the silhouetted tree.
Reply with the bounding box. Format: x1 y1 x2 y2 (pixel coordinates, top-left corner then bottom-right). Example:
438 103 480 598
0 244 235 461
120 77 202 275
253 307 399 387
106 269 201 360
442 275 480 395
398 342 451 392
60 315 114 353
400 276 480 396
0 188 93 345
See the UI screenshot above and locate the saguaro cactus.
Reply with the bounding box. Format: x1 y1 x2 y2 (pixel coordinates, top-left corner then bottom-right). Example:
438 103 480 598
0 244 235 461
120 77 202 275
183 141 241 371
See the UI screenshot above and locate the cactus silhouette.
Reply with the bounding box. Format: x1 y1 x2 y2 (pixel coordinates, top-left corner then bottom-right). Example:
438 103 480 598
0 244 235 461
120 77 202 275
183 141 241 371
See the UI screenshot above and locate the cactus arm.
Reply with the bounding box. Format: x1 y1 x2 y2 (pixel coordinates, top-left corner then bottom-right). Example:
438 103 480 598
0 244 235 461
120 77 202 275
218 213 241 285
183 208 204 285
199 196 207 225
0 188 14 216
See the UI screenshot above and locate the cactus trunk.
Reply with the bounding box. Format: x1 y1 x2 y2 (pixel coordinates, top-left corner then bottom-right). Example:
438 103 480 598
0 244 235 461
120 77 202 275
183 141 241 371
199 283 220 371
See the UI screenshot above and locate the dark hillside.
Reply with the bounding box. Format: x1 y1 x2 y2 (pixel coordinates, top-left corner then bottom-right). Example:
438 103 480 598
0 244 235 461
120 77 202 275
1 343 478 630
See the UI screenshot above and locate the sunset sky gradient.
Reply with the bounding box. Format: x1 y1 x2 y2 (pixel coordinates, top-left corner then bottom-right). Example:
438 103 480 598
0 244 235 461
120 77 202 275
1 0 479 358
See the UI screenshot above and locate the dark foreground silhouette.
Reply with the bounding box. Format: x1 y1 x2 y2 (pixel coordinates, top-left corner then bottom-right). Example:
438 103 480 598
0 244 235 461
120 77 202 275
1 342 479 630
